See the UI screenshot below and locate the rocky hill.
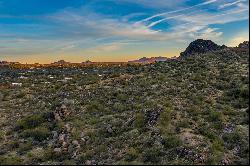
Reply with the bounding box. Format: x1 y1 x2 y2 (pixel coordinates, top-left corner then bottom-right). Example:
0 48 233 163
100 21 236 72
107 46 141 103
180 39 226 57
0 40 249 165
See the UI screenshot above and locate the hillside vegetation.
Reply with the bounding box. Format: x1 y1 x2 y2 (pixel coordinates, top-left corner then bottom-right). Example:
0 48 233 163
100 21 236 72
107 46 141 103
0 41 249 165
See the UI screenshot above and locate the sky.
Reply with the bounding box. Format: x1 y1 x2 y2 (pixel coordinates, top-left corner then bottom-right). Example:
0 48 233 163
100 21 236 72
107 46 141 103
0 0 249 63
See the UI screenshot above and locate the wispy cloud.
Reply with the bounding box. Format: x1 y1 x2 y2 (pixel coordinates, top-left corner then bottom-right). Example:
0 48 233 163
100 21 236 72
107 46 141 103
135 0 218 24
219 0 246 9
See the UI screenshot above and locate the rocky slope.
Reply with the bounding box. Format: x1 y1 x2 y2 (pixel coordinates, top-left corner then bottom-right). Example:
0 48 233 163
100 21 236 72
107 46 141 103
0 40 249 165
180 39 227 57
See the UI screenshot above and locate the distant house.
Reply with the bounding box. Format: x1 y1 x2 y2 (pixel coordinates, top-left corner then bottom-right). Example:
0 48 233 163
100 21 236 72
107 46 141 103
19 76 28 79
11 83 22 86
64 77 73 80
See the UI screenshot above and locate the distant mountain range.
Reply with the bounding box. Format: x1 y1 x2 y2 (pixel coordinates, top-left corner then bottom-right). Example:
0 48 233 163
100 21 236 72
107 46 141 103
1 40 249 65
128 56 177 63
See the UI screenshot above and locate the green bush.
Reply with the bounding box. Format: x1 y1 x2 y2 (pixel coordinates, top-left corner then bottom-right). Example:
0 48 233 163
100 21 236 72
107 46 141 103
206 138 224 165
6 140 20 151
177 119 190 128
62 159 76 165
18 142 33 153
0 131 5 140
134 112 145 128
198 126 218 140
222 131 242 149
208 110 224 122
16 91 26 98
0 155 23 165
16 114 46 130
163 135 182 149
21 127 50 141
86 101 107 115
79 150 95 163
142 147 162 163
113 102 126 112
158 107 172 133
211 139 224 152
125 147 139 161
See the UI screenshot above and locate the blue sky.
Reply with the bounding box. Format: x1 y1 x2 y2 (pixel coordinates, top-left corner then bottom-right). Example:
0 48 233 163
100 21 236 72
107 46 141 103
0 0 249 63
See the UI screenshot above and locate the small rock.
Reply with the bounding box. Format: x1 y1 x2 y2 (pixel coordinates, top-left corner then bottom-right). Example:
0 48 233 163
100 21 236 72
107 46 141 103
54 113 62 121
61 104 67 109
58 133 66 143
107 125 113 134
85 160 92 165
107 127 113 133
54 148 61 153
52 131 58 139
81 138 86 143
62 141 68 148
65 123 71 132
72 140 79 146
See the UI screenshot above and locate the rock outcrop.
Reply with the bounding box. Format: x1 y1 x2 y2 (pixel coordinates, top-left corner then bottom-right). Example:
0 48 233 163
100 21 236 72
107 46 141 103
238 41 249 49
180 39 226 57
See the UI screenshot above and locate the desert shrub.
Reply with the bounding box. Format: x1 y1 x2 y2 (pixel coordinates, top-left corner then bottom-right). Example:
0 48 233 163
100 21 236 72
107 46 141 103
222 106 237 116
71 129 81 140
21 127 50 141
42 147 55 160
158 107 172 133
16 91 26 98
142 147 162 163
211 139 224 152
95 144 107 154
134 112 145 129
16 114 46 130
222 132 240 144
79 150 95 163
113 102 126 112
1 91 10 101
0 131 4 140
139 79 150 88
239 84 249 99
198 126 218 140
62 159 76 165
26 148 45 162
117 93 128 101
86 101 107 115
205 152 223 165
208 110 224 122
6 140 20 151
0 155 23 165
177 119 190 128
222 131 242 149
162 135 182 149
187 105 201 116
18 141 33 153
125 147 139 161
206 139 224 165
83 75 100 84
